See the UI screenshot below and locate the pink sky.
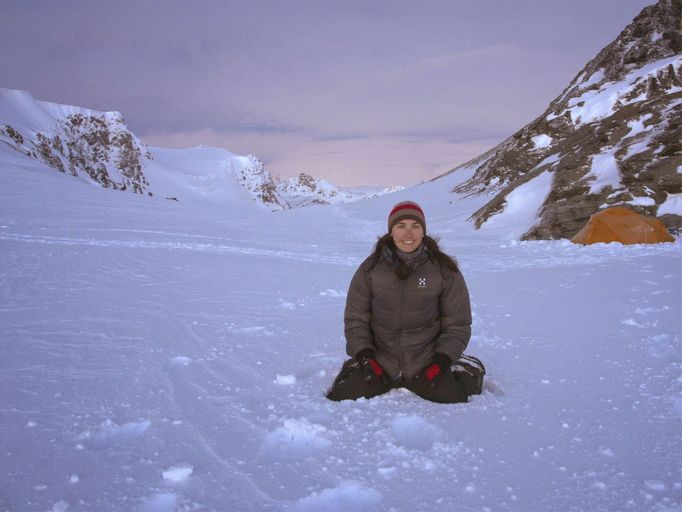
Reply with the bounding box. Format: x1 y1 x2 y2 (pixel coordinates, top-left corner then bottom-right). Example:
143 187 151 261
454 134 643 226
0 0 654 186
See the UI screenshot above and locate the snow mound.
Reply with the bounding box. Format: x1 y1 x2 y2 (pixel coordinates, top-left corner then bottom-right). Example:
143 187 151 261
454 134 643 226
275 374 297 385
138 493 177 512
262 419 331 461
50 500 69 512
78 419 151 450
390 415 443 450
290 481 382 512
162 463 193 482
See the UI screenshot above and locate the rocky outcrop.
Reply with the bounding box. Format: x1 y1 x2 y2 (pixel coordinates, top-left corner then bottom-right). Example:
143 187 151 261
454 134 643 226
447 0 682 239
1 108 152 195
275 172 404 207
236 155 288 209
276 172 341 207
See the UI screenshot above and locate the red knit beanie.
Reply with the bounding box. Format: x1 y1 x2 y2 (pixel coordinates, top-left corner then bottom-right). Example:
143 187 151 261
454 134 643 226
387 201 426 234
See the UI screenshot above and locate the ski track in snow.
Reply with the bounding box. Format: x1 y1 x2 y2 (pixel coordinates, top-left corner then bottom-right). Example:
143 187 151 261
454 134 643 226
0 230 358 267
1 172 681 511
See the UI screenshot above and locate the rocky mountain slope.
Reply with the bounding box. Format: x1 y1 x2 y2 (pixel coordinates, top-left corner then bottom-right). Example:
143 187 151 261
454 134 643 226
444 0 682 239
0 89 152 195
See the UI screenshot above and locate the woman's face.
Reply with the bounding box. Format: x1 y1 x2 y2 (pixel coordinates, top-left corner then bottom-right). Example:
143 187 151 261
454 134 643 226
391 219 424 253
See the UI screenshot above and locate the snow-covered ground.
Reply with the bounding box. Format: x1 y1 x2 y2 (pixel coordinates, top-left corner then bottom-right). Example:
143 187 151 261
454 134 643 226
1 150 680 512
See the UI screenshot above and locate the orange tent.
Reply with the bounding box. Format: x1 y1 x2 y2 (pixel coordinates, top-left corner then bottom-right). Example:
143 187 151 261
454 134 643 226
571 206 674 245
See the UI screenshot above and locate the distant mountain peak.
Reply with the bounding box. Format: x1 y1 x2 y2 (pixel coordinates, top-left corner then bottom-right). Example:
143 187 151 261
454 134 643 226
569 0 681 88
275 172 401 208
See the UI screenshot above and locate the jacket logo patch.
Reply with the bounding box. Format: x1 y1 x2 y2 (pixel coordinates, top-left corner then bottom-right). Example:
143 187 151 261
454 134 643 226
418 277 427 288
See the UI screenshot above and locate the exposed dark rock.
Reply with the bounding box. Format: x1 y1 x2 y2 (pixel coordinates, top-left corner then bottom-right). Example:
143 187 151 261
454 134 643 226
1 125 24 145
35 133 66 173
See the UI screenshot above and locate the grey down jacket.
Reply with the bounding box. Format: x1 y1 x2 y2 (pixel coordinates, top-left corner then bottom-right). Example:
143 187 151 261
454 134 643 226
344 248 472 380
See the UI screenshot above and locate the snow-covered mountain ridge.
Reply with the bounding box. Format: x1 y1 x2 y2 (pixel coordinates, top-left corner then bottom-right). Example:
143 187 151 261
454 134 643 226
0 88 398 211
443 0 682 239
276 172 404 207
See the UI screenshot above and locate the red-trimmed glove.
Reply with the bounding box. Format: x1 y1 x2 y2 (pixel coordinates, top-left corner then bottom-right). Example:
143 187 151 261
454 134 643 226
356 349 385 384
425 363 441 381
423 352 452 386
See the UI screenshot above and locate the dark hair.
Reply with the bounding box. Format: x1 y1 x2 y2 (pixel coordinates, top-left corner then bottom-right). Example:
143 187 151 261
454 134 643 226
368 233 459 277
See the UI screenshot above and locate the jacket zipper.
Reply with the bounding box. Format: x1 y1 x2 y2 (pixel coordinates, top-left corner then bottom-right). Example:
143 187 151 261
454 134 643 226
397 278 405 379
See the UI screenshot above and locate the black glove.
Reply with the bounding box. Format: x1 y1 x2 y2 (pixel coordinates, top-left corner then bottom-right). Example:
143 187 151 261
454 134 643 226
355 349 385 384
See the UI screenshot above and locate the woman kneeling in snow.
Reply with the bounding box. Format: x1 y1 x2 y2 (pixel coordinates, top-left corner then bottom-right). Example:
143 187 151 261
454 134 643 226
327 201 472 403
